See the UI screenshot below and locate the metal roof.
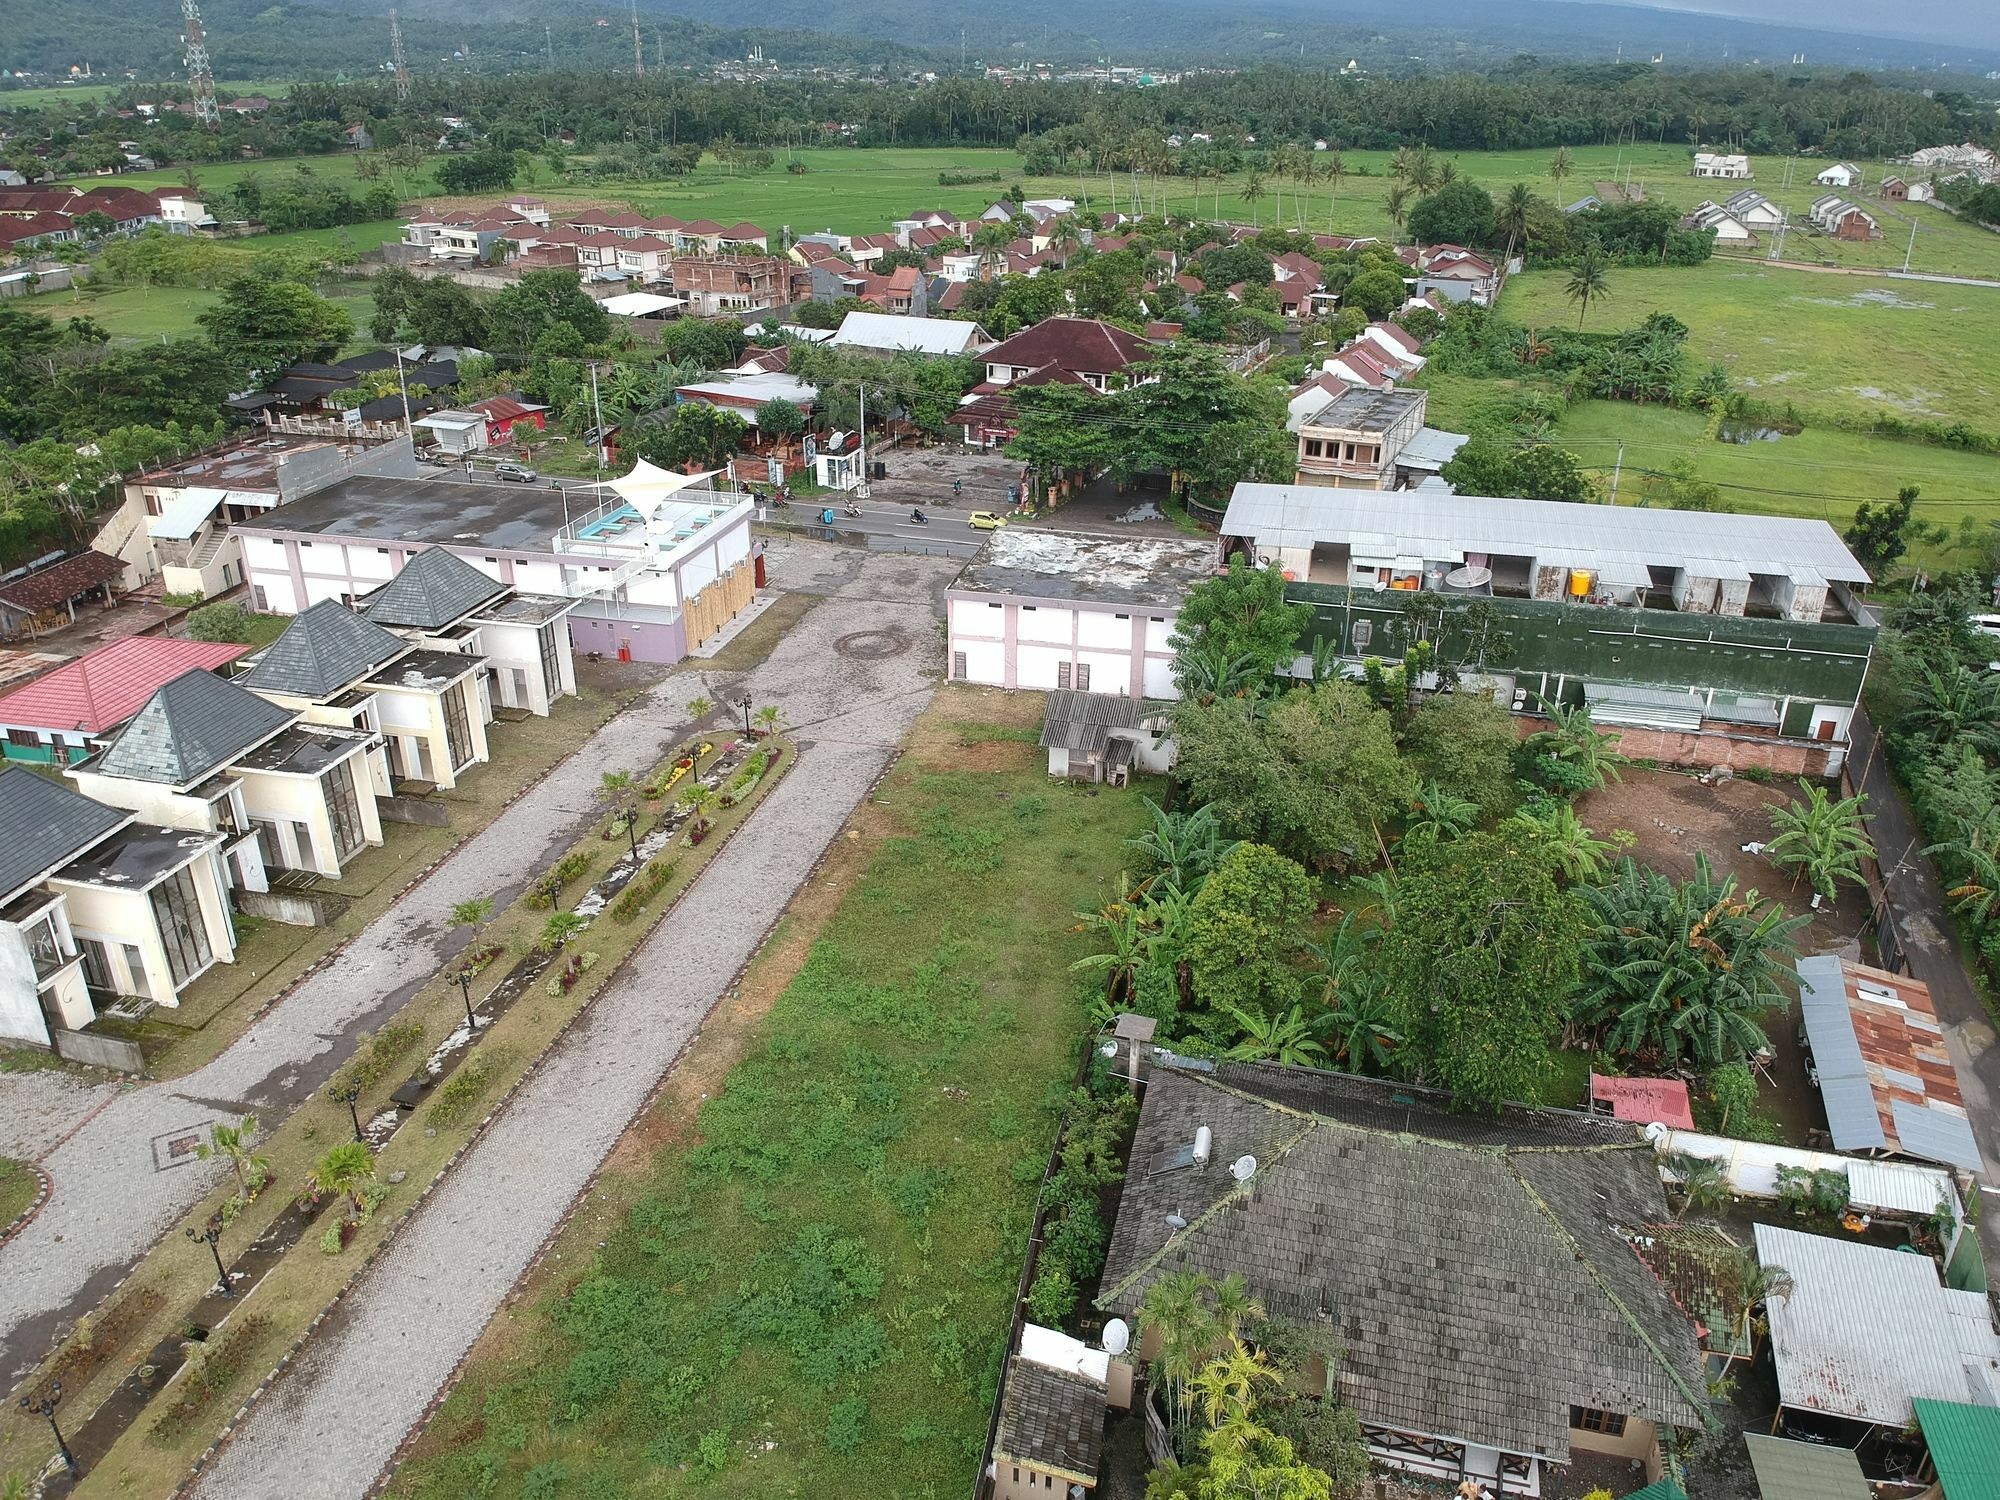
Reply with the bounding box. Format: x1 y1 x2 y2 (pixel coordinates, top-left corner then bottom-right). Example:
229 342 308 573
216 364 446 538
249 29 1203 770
1040 689 1142 758
1796 955 1980 1170
0 637 248 735
1298 386 1424 434
1755 1223 2000 1426
1219 483 1871 585
1741 1434 1869 1500
0 766 129 903
240 601 409 701
1913 1399 2000 1498
1398 425 1470 471
828 310 986 355
94 668 297 787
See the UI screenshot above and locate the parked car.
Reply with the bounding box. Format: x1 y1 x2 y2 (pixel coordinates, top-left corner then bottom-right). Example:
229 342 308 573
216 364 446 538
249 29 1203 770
968 511 1008 531
493 461 537 483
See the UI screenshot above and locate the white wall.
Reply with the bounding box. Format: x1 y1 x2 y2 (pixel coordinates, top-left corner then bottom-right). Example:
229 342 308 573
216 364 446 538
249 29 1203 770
0 924 50 1044
67 771 209 829
55 850 235 1007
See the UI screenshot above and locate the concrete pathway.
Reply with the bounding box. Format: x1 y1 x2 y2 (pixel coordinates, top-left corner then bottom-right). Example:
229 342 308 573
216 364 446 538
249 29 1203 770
0 541 947 1389
186 556 951 1498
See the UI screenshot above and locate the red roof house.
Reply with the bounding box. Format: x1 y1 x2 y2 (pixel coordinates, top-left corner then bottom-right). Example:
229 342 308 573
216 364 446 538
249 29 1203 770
469 396 548 445
0 636 250 763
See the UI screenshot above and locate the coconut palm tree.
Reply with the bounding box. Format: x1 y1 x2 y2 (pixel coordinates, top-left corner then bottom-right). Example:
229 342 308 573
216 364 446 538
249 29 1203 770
1496 181 1535 266
195 1116 270 1200
1565 246 1612 327
1407 145 1442 195
1502 802 1631 883
1548 146 1574 189
1323 146 1346 229
311 1141 376 1222
1388 145 1416 183
1766 781 1875 902
1716 1246 1794 1347
1238 173 1266 225
684 694 713 721
1385 183 1412 232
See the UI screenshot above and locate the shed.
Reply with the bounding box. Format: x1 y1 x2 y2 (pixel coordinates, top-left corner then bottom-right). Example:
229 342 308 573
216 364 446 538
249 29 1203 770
993 1355 1106 1495
1912 1398 2000 1498
1040 689 1151 784
1742 1433 1869 1500
0 551 122 638
1589 1073 1696 1130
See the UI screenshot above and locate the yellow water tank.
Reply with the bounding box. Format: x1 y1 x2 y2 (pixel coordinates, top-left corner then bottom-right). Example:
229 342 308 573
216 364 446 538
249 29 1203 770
1568 569 1593 597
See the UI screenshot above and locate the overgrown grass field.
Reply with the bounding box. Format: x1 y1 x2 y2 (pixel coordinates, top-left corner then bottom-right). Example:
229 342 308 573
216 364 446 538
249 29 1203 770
1500 263 2000 430
388 699 1146 1499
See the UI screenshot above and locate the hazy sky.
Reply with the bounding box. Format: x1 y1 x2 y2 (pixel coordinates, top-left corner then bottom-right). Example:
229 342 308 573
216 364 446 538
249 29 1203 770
1612 0 1998 49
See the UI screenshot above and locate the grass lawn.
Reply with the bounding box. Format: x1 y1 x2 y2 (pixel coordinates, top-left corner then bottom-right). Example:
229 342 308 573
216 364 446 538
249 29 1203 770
16 282 221 340
1549 401 2000 560
0 1157 39 1226
0 81 281 110
388 687 1146 1499
1500 262 2000 431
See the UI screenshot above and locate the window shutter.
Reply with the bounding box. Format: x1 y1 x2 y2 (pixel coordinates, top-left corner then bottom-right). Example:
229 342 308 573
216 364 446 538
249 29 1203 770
1075 662 1091 691
951 651 967 680
1056 661 1072 689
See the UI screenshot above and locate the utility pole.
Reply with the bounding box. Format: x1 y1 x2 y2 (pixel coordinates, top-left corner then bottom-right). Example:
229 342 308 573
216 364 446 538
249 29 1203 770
631 0 645 76
1609 439 1625 505
389 9 411 104
544 24 554 71
180 0 220 128
395 348 413 434
589 363 606 472
1902 216 1919 273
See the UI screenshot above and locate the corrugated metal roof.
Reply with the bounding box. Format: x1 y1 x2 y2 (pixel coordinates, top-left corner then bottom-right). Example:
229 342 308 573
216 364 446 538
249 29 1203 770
1914 1398 2000 1498
1755 1223 2000 1426
1218 482 1870 585
1846 1157 1954 1216
1741 1433 1868 1500
0 637 248 735
1891 1100 1983 1172
0 766 128 903
828 310 985 355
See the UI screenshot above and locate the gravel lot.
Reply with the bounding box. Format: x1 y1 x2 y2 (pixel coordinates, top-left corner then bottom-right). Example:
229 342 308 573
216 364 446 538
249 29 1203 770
187 551 952 1498
0 541 952 1390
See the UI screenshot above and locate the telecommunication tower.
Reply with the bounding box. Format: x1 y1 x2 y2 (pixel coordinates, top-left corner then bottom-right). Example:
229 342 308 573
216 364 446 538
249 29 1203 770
180 0 220 128
631 0 645 75
389 10 412 102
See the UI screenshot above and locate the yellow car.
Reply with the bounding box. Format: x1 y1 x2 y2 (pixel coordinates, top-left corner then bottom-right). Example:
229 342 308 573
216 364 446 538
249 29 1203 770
968 511 1008 531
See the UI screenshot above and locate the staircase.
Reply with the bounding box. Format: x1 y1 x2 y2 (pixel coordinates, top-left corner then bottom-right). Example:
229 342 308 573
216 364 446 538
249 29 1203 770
187 524 232 572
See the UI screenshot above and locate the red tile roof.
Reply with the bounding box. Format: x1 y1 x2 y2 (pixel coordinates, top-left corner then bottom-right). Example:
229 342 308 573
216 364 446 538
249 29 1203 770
1588 1073 1696 1131
933 281 968 311
1367 321 1422 355
721 221 764 239
680 218 725 235
982 317 1154 377
0 212 71 243
0 551 123 615
0 636 249 735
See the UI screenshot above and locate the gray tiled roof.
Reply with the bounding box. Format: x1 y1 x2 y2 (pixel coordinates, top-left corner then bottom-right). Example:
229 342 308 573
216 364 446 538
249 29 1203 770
994 1357 1106 1481
1097 1064 1710 1461
0 766 127 901
94 669 296 786
240 600 408 700
360 546 508 631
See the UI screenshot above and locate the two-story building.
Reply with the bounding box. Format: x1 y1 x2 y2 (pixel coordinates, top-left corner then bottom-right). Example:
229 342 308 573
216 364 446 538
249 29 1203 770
1293 387 1444 489
1220 482 1878 773
0 766 238 1046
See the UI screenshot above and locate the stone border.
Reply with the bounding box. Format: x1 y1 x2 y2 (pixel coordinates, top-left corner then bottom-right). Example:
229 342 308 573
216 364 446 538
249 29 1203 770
364 741 906 1497
170 742 800 1500
0 1163 54 1251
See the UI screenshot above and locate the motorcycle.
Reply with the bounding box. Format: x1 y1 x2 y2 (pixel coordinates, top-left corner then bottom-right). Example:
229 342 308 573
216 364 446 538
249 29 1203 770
910 509 930 525
844 502 862 518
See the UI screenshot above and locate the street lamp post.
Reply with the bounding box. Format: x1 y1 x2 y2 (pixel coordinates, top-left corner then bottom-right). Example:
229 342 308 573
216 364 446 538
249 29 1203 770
185 1216 233 1300
333 1082 364 1143
453 966 479 1033
20 1380 81 1480
738 695 753 737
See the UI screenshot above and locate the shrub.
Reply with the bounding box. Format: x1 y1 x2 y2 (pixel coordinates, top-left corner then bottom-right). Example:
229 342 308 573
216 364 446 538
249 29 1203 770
428 1045 515 1127
332 1019 426 1096
148 1314 271 1441
187 601 252 643
527 851 595 908
319 1223 345 1255
610 858 677 921
1024 1266 1078 1325
160 589 205 609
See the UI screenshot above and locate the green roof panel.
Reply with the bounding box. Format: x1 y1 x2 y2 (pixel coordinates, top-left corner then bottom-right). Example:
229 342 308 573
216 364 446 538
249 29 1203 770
1742 1433 1869 1500
1914 1399 2000 1498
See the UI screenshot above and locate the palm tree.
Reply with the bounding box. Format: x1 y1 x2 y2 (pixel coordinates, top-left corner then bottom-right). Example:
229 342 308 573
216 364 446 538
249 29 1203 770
1189 1339 1279 1429
1384 183 1411 232
1238 173 1266 225
1523 699 1628 793
1175 642 1266 705
1400 782 1479 848
1565 246 1611 327
539 910 587 952
1140 1271 1218 1439
1407 145 1442 195
1323 146 1346 229
600 769 641 857
1388 145 1416 184
1668 1152 1732 1218
1434 158 1459 188
1576 854 1811 1068
1502 802 1631 883
752 704 783 738
311 1141 376 1222
1219 1003 1328 1066
1548 146 1574 190
195 1116 269 1200
1207 1273 1263 1342
1496 181 1535 267
1716 1246 1793 1348
684 694 713 721
1766 781 1875 902
679 781 716 835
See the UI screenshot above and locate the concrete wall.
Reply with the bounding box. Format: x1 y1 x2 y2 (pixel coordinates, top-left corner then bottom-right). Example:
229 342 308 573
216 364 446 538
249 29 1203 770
236 887 337 927
89 490 161 591
1515 713 1838 777
239 758 383 877
1568 1416 1663 1480
946 593 1179 699
0 924 50 1045
52 1027 144 1072
568 609 688 664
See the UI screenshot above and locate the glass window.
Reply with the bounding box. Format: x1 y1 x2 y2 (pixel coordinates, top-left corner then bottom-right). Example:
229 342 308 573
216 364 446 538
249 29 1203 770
7 728 41 748
253 819 287 872
324 756 366 861
537 621 562 698
441 681 475 772
25 914 63 978
148 863 213 987
79 938 114 995
1569 1407 1626 1436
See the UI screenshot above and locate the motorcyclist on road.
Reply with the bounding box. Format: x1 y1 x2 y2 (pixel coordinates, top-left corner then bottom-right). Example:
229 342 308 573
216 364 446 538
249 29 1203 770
911 508 928 523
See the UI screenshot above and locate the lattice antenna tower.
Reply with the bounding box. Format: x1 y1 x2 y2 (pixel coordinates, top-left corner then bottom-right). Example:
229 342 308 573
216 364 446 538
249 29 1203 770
180 0 220 128
632 0 645 76
389 10 412 102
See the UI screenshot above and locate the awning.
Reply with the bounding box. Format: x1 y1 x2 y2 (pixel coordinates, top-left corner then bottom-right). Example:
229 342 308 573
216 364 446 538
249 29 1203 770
596 460 722 522
147 486 229 541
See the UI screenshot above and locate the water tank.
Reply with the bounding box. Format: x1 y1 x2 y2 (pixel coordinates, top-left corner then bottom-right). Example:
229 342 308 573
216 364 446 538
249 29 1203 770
1442 565 1493 596
1568 568 1594 598
1192 1125 1212 1166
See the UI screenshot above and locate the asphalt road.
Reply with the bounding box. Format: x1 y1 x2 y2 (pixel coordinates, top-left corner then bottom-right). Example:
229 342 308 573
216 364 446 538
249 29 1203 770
755 494 989 558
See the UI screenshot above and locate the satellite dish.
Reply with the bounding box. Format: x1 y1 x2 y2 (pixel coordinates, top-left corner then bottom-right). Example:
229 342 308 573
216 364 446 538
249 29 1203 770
1644 1122 1671 1149
1165 1211 1188 1231
1102 1318 1131 1355
1229 1154 1258 1182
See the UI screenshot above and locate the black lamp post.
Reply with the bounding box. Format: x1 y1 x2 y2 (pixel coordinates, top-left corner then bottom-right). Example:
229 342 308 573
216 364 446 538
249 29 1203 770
21 1380 82 1480
453 966 479 1033
185 1216 233 1300
615 806 639 860
333 1082 364 1143
738 695 753 736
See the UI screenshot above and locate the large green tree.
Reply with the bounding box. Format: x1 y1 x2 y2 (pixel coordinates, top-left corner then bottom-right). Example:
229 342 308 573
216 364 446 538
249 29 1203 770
1379 832 1587 1107
1169 554 1313 686
1399 691 1521 817
1406 178 1496 248
196 264 352 372
486 269 610 356
1185 843 1317 1022
632 402 748 470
